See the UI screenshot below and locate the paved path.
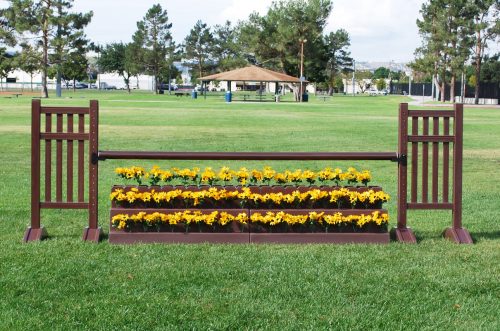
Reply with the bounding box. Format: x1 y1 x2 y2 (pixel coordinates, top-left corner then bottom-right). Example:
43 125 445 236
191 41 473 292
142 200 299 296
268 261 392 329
408 95 499 109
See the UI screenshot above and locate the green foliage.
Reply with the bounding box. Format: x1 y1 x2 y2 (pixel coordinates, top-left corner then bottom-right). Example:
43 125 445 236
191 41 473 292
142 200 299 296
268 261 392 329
184 20 215 81
99 42 143 93
3 0 92 97
133 4 174 94
212 21 247 72
480 54 500 82
414 0 499 102
324 29 352 95
375 78 387 90
238 0 333 81
0 49 16 85
373 67 390 79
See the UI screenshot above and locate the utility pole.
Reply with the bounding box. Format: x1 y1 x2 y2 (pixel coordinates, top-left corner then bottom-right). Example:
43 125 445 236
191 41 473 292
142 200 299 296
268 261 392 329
352 59 355 96
409 75 412 96
299 38 307 102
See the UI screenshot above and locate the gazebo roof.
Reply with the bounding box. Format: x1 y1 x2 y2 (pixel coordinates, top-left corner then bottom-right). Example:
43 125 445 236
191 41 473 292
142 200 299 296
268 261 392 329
198 65 303 83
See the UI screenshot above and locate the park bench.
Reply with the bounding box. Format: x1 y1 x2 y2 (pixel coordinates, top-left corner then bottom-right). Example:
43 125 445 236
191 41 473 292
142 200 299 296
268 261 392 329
174 91 190 97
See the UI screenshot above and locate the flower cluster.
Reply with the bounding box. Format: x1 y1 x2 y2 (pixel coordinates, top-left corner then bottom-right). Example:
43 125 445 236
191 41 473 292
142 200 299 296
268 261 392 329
115 166 372 186
250 211 389 227
111 210 249 230
110 187 390 208
111 210 389 230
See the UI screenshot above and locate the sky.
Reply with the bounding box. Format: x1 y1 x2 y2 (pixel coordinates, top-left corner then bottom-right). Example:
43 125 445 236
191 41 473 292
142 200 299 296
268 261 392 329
2 0 427 62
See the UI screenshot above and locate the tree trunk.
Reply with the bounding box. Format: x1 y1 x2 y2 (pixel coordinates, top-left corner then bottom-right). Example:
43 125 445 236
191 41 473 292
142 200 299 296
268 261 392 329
30 74 33 92
440 81 446 102
124 75 131 94
474 30 482 105
41 12 49 98
450 74 456 103
73 78 76 93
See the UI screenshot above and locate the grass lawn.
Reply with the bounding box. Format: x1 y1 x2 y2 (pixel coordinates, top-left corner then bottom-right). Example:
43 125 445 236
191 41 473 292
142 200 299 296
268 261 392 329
0 90 499 330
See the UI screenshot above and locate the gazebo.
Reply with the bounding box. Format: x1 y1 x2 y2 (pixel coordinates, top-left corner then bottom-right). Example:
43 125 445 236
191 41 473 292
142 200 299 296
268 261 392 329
198 65 305 102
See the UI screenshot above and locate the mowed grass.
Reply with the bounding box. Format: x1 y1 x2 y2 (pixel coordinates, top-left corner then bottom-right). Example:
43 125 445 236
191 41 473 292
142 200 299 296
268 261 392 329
0 90 499 330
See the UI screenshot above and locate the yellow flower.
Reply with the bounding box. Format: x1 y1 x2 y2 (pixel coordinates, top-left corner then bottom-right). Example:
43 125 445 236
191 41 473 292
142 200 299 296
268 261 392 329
236 167 249 185
201 167 216 184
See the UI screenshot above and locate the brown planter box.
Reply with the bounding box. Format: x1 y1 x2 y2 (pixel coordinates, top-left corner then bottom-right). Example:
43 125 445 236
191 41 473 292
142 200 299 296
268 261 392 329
109 186 389 244
109 208 249 245
110 185 384 209
109 230 250 244
248 209 388 233
249 232 389 244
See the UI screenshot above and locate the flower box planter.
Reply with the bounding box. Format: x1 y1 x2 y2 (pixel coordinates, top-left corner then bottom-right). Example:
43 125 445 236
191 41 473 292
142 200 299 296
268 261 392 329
248 209 389 244
108 185 390 244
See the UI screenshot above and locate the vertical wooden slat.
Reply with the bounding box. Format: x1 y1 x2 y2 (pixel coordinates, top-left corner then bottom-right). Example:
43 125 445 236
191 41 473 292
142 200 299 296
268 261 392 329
443 117 450 202
44 113 52 202
453 104 463 228
78 114 85 202
56 113 63 201
411 117 418 202
31 99 41 229
397 103 409 229
432 117 439 202
88 100 99 230
67 114 74 202
422 117 429 203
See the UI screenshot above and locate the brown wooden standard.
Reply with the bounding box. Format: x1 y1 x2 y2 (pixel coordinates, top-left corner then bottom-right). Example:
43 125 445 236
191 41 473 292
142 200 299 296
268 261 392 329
24 99 102 242
394 103 472 244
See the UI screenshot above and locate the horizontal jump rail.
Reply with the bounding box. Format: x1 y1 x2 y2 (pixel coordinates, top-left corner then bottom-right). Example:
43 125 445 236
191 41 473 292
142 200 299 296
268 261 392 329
97 151 400 162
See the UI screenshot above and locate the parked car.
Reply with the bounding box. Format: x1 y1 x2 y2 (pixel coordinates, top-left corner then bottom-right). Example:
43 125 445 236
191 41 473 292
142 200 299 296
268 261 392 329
99 82 117 90
75 82 88 89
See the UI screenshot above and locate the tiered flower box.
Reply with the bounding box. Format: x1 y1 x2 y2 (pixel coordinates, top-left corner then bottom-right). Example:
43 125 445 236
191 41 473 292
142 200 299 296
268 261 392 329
108 185 390 244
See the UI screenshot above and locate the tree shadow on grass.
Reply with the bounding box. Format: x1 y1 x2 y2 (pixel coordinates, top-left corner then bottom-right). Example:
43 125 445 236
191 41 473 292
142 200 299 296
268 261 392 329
470 230 500 243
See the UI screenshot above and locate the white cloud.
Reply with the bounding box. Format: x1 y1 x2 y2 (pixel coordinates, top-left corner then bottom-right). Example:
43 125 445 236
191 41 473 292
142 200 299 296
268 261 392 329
219 0 269 23
327 0 425 62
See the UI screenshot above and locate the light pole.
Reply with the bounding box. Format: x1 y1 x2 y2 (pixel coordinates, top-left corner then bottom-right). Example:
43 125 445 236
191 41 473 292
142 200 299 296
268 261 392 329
299 38 307 102
352 59 355 96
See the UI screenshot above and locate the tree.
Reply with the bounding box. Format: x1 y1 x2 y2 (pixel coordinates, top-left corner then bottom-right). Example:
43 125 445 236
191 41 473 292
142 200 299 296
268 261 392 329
99 42 142 93
354 70 373 93
184 20 215 81
373 67 390 79
415 0 474 102
19 43 41 91
0 50 17 91
470 0 499 104
3 0 92 98
324 29 352 95
212 21 247 72
237 0 333 100
375 78 387 91
55 51 87 91
133 4 173 94
480 53 500 82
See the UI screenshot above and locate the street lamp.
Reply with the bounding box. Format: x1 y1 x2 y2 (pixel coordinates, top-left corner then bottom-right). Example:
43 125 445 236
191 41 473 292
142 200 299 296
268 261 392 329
299 38 307 102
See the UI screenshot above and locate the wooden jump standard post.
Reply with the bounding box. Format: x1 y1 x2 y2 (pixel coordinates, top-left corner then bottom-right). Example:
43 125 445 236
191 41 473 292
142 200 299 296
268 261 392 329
395 103 472 244
25 100 472 244
25 99 101 242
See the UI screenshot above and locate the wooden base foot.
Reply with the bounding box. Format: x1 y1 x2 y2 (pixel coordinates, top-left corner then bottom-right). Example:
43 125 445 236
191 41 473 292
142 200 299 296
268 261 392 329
443 227 473 244
23 226 48 242
82 227 102 243
391 227 417 243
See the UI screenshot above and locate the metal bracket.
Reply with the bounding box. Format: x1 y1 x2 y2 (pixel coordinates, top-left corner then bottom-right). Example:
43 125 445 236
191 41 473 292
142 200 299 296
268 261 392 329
391 154 407 165
399 154 407 166
91 152 99 165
